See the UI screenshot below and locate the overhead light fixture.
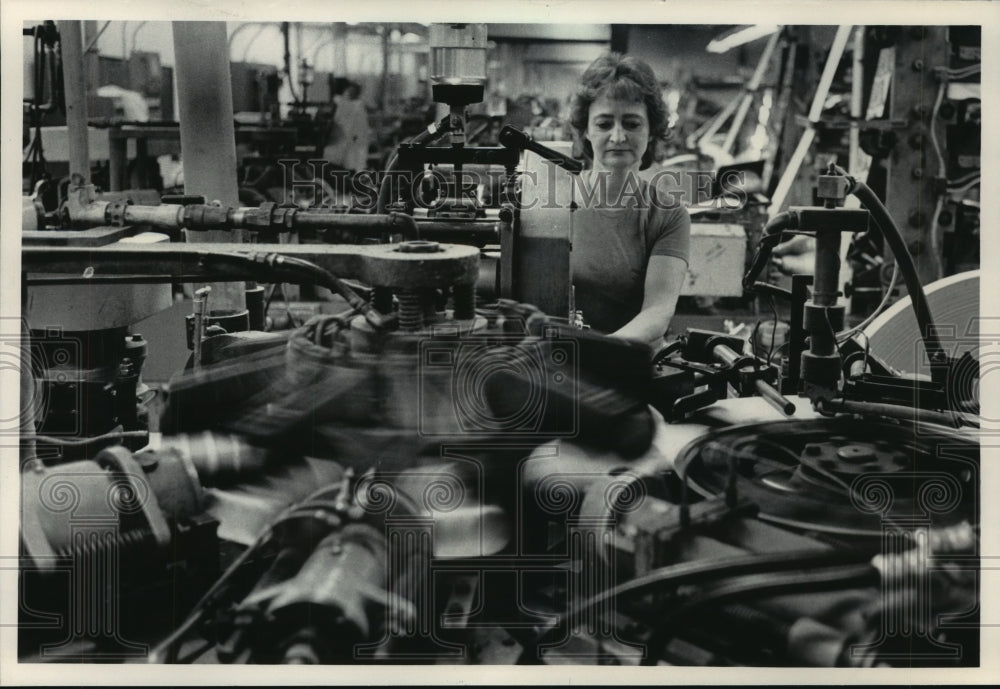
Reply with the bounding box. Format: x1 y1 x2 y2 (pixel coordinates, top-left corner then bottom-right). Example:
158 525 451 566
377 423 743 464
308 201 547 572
707 24 780 54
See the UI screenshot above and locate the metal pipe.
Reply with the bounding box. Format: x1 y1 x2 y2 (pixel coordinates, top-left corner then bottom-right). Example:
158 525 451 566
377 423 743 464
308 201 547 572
129 21 148 56
22 242 481 290
192 287 210 370
83 20 111 55
123 204 185 227
291 211 418 237
722 29 782 155
58 21 90 183
818 398 970 430
812 229 841 307
754 379 796 416
172 21 244 312
848 26 866 175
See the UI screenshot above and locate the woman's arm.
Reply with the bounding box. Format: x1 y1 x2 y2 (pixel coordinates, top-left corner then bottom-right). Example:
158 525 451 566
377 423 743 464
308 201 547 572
611 254 687 345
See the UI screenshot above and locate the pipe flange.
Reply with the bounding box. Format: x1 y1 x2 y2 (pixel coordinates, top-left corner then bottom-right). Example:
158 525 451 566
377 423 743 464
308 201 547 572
106 201 129 227
95 445 173 548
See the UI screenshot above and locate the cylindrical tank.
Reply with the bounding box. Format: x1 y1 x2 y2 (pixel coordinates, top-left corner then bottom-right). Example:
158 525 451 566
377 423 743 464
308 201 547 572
428 23 487 106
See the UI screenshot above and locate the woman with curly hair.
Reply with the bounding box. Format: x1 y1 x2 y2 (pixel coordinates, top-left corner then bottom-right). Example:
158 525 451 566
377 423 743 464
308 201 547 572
568 53 690 345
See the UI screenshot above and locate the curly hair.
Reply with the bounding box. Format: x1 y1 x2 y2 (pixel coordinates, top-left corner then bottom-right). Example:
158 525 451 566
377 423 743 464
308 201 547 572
569 53 668 170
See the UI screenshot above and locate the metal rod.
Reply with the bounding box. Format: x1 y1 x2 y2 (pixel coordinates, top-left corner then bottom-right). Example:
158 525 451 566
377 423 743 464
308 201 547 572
785 274 812 394
808 26 853 123
768 27 852 216
722 29 782 155
83 20 111 54
812 229 842 306
57 21 90 183
754 379 796 416
22 242 480 289
192 286 211 370
172 21 245 312
819 398 967 429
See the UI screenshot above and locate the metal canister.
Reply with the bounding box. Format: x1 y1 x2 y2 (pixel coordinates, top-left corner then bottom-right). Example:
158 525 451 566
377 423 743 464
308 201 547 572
429 23 488 106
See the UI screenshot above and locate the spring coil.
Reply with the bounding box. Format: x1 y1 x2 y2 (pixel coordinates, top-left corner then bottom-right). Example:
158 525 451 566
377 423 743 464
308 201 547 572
397 290 423 331
453 284 475 321
55 526 156 560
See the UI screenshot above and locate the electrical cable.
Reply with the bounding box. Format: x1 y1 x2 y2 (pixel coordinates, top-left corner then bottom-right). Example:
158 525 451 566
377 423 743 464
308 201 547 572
750 320 762 361
528 548 875 653
833 166 946 378
766 294 779 363
638 564 879 665
376 114 453 214
824 309 843 360
742 211 798 291
203 251 368 317
837 263 898 342
947 170 981 188
752 281 793 300
35 429 149 447
148 534 271 663
934 63 980 79
926 81 948 280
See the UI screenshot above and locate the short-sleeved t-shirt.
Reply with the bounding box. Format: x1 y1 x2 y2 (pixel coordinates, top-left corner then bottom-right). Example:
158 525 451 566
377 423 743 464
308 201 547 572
570 172 691 334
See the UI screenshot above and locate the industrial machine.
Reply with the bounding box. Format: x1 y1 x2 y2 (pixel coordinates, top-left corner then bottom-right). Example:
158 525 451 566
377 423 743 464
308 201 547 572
17 23 980 668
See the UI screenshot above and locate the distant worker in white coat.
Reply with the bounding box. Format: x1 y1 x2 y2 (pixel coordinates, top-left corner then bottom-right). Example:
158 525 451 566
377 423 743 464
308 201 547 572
326 81 371 173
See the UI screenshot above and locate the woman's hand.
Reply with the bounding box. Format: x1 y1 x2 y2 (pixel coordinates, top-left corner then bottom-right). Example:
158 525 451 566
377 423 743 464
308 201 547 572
611 254 687 345
771 235 815 275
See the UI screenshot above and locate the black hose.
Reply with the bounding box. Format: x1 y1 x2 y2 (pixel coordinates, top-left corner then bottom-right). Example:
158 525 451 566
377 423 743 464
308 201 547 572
835 168 945 377
205 251 368 314
376 115 452 214
528 547 873 652
639 564 879 665
850 186 945 364
752 281 793 300
743 210 798 291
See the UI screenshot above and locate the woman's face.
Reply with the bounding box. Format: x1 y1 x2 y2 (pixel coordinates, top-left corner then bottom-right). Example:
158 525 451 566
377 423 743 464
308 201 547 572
585 94 649 172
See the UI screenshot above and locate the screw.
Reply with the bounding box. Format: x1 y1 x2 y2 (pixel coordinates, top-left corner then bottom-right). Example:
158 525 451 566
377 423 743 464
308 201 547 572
911 167 924 179
912 58 925 72
908 210 926 228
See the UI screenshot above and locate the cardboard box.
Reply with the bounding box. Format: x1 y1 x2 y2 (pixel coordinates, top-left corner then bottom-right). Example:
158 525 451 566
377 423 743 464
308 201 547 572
681 223 747 297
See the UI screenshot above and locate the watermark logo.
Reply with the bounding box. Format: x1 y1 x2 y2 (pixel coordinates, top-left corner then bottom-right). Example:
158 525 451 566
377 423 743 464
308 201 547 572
272 161 748 213
0 319 82 448
418 326 578 438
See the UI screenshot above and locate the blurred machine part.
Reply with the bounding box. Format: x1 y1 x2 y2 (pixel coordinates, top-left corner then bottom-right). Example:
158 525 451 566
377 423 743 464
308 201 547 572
17 21 982 670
